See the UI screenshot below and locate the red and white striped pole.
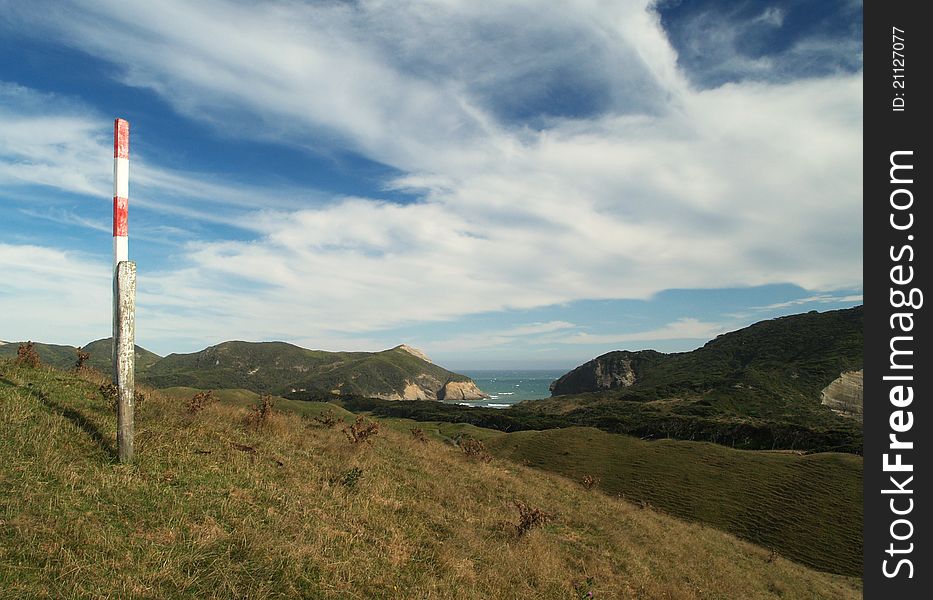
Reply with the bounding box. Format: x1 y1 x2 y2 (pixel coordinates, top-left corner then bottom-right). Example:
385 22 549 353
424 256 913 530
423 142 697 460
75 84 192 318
113 118 129 266
112 117 136 463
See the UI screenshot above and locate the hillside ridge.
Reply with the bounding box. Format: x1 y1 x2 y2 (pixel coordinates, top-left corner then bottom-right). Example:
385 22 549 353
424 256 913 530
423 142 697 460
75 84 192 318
0 338 486 402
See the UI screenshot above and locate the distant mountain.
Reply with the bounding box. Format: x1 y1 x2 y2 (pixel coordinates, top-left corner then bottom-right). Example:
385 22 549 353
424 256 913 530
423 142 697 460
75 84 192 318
141 341 487 401
1 338 486 402
524 307 864 453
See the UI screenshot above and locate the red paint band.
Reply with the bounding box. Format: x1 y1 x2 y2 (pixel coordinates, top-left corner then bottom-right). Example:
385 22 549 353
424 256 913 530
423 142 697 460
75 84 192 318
113 196 128 236
114 118 129 159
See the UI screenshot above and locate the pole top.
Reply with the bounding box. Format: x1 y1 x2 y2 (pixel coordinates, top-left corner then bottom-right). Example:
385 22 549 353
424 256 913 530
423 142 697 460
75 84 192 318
114 118 130 159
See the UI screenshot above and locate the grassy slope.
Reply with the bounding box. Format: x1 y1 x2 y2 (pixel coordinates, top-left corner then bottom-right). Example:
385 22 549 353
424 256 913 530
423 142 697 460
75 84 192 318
0 361 860 599
484 427 862 577
158 387 355 423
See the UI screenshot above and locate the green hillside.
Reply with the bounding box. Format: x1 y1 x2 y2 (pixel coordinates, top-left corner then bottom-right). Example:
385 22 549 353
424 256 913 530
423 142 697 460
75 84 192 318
0 360 861 598
143 342 476 399
0 340 83 370
484 427 862 576
521 307 863 453
0 338 162 374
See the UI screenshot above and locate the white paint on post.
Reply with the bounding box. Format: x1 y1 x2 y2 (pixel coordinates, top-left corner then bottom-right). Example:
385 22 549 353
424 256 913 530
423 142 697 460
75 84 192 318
114 260 136 463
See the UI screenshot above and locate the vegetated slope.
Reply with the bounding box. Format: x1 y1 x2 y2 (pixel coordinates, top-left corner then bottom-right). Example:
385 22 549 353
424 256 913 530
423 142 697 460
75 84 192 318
0 338 162 374
484 427 863 577
525 307 863 453
143 342 485 400
0 360 861 599
158 386 355 422
0 340 83 370
82 337 163 374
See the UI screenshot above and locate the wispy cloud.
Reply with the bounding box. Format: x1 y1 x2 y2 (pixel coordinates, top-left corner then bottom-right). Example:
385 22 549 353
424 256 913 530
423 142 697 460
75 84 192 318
754 294 864 311
560 318 727 345
0 1 862 355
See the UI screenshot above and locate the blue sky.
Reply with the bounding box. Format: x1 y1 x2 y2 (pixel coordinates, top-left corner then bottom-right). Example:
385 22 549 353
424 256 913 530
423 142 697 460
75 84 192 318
0 0 862 370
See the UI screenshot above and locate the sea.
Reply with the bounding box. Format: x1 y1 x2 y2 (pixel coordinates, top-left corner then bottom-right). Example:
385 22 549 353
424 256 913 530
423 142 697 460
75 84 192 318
450 370 566 409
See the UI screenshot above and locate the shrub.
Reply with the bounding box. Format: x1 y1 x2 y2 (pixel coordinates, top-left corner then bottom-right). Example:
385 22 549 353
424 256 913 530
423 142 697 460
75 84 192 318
514 500 553 536
337 467 364 490
100 382 145 411
581 475 601 490
187 390 217 415
244 394 275 429
99 382 118 407
313 409 341 428
342 415 380 444
15 342 41 369
410 427 427 442
459 437 492 463
74 347 90 370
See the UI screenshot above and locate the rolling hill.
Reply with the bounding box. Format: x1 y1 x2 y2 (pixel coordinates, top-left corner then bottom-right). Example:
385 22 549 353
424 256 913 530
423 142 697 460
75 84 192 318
0 338 161 374
517 307 864 453
0 339 486 402
143 342 486 400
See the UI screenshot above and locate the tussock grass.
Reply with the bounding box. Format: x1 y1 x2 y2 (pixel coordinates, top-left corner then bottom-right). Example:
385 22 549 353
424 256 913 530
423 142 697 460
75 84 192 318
0 360 861 598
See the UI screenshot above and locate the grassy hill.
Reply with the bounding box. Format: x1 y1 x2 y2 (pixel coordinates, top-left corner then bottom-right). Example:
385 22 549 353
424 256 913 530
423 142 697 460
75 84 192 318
0 339 484 402
143 342 478 400
0 360 861 598
520 307 864 453
0 338 162 374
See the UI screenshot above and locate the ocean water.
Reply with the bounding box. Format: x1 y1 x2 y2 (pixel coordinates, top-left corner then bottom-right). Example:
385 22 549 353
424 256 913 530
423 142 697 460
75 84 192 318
450 370 565 408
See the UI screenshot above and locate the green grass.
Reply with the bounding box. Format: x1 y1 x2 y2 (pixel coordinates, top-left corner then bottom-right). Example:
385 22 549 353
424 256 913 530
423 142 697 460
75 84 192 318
485 427 863 577
158 386 355 422
0 360 861 599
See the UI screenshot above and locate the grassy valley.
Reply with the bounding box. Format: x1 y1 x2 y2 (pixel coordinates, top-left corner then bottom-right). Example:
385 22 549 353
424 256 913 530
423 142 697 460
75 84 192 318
0 360 861 598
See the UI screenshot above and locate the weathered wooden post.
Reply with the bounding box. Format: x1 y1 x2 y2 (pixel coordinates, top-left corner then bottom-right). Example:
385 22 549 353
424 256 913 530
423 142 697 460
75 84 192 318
114 261 136 463
112 118 136 463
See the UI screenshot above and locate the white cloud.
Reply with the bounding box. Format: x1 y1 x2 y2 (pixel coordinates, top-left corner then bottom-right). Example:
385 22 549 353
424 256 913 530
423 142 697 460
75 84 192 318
0 1 862 354
0 243 111 345
755 293 864 311
560 318 727 345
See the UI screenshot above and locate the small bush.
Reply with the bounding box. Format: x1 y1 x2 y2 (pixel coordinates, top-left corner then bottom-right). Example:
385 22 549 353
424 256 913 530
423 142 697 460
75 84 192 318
244 394 275 429
313 409 341 428
410 427 427 442
514 500 553 536
15 342 41 369
99 382 118 407
100 382 145 411
74 347 90 370
187 390 217 415
581 475 601 490
342 415 380 444
460 437 492 463
337 467 364 490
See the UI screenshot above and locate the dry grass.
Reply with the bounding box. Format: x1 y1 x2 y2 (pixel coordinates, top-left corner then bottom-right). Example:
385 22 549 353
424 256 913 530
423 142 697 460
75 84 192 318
0 360 863 599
